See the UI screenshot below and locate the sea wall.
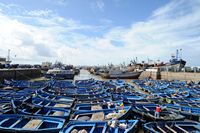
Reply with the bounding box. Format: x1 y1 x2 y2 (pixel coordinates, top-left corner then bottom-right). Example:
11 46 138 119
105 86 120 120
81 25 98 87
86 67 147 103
139 71 200 82
139 71 159 80
0 68 41 81
160 72 200 82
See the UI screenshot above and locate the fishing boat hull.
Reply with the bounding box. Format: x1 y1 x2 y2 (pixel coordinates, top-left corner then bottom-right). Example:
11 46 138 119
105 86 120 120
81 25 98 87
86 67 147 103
72 106 131 121
102 72 141 79
11 100 70 119
143 121 200 133
165 104 200 121
36 90 75 103
132 104 185 121
0 114 64 133
44 73 74 79
60 120 138 133
25 97 73 109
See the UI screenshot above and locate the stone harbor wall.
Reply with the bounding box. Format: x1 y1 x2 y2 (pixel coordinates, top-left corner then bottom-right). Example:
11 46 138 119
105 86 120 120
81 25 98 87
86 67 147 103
160 72 200 82
139 71 159 80
139 70 200 82
0 68 41 81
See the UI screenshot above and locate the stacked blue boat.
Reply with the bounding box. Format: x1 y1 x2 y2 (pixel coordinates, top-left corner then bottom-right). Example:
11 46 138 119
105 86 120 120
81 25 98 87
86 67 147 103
0 79 140 133
133 79 200 132
0 80 67 133
1 78 200 132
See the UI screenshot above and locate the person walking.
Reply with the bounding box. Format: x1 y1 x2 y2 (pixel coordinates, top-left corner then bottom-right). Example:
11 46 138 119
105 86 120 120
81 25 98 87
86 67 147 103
155 105 161 118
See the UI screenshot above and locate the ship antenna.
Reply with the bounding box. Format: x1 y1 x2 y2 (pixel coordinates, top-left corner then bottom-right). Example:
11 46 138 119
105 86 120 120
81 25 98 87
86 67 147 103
176 49 179 60
136 57 138 63
179 49 182 59
7 49 10 61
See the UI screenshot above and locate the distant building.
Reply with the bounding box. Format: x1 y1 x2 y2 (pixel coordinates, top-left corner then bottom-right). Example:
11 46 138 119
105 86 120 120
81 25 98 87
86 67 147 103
42 62 52 68
0 57 11 65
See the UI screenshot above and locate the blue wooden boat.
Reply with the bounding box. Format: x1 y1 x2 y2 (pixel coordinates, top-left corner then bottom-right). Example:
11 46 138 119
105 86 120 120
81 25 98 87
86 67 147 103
45 68 75 79
48 80 75 88
0 100 13 114
185 98 200 102
0 114 64 133
1 94 28 101
11 100 70 119
3 79 31 89
132 103 185 121
75 93 111 102
44 84 106 98
74 102 130 112
3 80 46 89
30 81 47 88
36 90 75 103
165 104 200 121
174 101 200 108
75 79 96 87
109 79 126 87
0 89 30 101
132 79 190 99
25 97 73 109
143 121 200 133
45 87 105 97
72 107 131 121
49 89 110 101
60 120 138 133
40 80 112 101
76 98 112 104
171 98 200 107
112 92 147 103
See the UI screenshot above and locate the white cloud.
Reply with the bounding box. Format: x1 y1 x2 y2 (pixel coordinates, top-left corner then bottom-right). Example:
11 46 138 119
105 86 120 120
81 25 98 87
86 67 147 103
26 9 53 17
0 0 200 66
45 0 68 6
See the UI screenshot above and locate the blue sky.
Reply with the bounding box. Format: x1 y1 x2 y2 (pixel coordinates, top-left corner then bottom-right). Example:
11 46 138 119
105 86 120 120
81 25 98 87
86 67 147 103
0 0 199 66
0 0 169 26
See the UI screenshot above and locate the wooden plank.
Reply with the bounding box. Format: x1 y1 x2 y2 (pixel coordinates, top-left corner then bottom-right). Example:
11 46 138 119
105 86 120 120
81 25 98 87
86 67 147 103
52 111 65 116
143 106 150 111
23 119 42 129
10 119 21 128
91 105 102 110
90 105 104 120
58 98 68 101
90 112 104 121
156 125 167 133
37 101 43 105
195 104 200 108
45 103 51 106
54 104 68 108
175 125 189 133
74 115 79 120
165 125 177 133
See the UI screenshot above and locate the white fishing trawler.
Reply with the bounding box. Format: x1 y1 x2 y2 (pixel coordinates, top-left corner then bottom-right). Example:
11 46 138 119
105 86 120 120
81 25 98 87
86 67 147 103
45 68 75 79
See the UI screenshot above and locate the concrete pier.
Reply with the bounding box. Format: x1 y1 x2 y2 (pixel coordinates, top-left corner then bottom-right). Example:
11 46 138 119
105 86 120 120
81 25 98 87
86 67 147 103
139 70 200 82
160 72 200 82
139 71 159 80
0 68 41 81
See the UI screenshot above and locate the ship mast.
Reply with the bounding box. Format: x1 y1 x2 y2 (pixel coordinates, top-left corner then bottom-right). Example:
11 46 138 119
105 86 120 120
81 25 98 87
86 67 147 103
179 49 182 59
176 49 179 60
7 49 10 62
